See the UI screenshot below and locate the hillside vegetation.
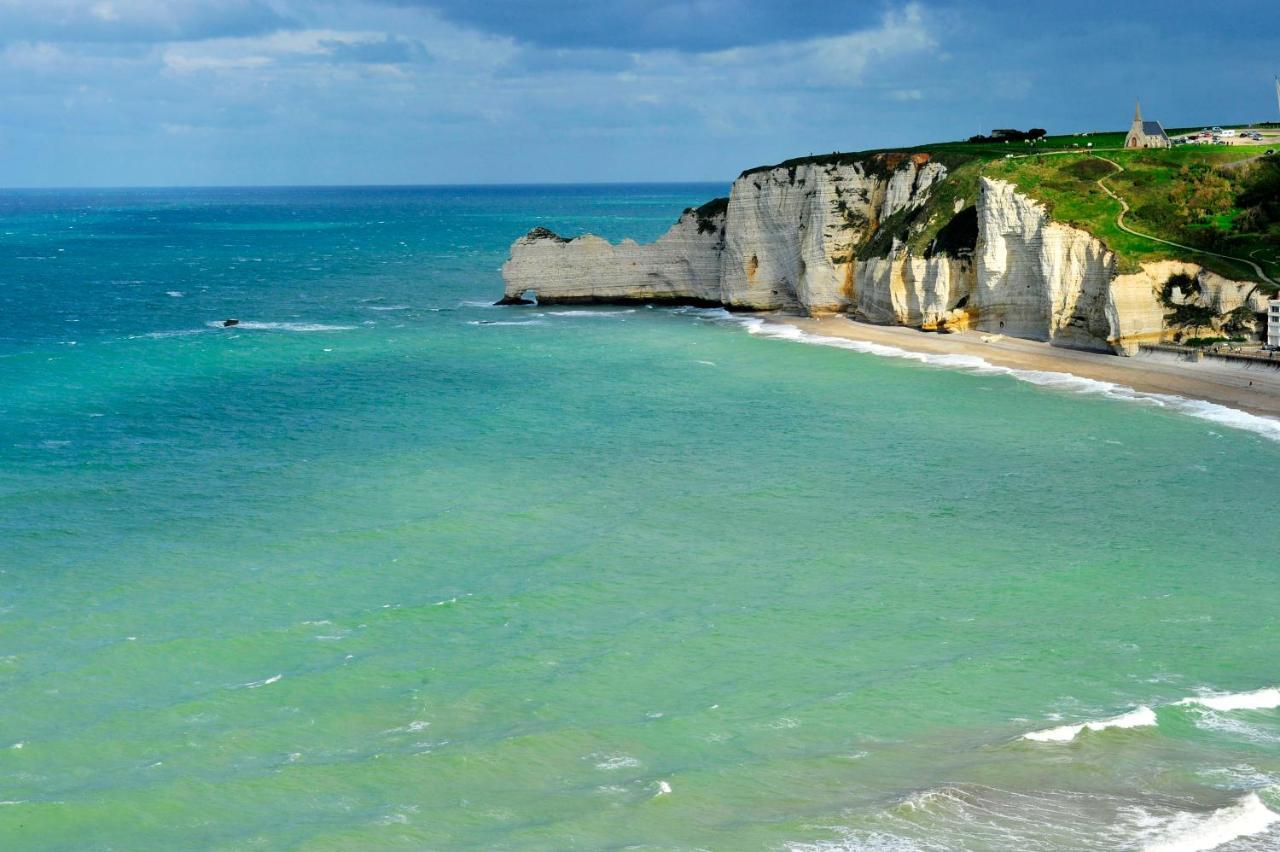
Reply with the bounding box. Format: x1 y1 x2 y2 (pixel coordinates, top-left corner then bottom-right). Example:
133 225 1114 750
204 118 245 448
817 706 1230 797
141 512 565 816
986 146 1280 286
745 132 1280 289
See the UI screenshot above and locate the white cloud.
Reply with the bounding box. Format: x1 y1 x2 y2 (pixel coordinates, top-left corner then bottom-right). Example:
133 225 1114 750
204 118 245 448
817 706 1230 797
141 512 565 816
90 2 121 23
0 0 290 43
159 27 433 72
694 3 933 86
0 0 947 184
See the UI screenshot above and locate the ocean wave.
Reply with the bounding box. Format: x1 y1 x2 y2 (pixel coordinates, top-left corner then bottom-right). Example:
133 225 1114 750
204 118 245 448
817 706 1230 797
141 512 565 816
546 309 637 317
1178 688 1280 711
789 781 1280 851
1190 711 1280 746
205 321 356 332
465 320 546 327
592 753 641 771
1139 791 1280 852
129 328 209 340
791 784 1181 850
1023 706 1158 742
364 305 411 312
721 317 1280 444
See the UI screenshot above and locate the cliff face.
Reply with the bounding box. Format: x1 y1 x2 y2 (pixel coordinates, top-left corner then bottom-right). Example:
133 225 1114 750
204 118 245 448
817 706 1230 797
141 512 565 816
1107 260 1268 354
499 159 1265 355
500 210 724 306
855 255 974 331
718 158 946 312
975 178 1116 349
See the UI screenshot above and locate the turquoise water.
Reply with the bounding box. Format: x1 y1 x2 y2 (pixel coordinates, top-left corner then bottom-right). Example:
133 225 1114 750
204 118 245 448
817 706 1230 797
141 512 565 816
2 186 1280 850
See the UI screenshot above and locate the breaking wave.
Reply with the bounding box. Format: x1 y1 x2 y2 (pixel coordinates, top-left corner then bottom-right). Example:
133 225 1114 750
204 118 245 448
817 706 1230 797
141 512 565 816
707 315 1280 444
1139 791 1280 852
1023 706 1159 743
1178 688 1280 712
787 784 1280 852
547 309 637 317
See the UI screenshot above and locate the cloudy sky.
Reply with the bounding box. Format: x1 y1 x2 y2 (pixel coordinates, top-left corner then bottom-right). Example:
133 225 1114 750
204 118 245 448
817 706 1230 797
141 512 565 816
1 0 1276 186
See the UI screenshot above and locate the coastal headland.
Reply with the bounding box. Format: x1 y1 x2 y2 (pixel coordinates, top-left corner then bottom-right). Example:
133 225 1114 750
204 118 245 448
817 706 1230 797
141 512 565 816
499 129 1280 419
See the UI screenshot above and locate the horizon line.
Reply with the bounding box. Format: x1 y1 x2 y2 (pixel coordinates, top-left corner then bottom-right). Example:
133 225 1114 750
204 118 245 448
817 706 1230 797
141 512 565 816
5 117 1276 193
0 180 735 192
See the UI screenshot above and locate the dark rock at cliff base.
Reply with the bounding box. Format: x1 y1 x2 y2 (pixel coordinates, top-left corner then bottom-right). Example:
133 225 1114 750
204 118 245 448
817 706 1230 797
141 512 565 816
525 227 569 243
494 294 536 306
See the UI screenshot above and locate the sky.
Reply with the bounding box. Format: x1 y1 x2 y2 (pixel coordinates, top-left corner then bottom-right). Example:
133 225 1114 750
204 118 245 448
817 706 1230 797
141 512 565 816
0 0 1277 186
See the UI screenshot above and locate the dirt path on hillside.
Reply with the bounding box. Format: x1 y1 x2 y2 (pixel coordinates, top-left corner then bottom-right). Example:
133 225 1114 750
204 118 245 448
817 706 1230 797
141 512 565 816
1092 155 1277 287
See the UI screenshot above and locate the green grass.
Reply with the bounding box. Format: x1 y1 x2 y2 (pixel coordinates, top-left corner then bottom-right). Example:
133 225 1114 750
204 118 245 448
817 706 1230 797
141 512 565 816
738 131 1280 288
986 146 1280 286
741 133 1129 178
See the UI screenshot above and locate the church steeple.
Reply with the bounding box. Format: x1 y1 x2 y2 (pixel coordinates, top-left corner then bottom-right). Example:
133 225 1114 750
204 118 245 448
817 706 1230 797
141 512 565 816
1133 99 1143 123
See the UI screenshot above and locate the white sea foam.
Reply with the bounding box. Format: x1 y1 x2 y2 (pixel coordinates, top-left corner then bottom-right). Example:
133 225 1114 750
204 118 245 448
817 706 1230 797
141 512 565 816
1190 711 1280 745
383 720 431 734
166 291 183 297
1140 792 1280 852
365 304 411 311
790 783 1280 852
671 306 732 320
131 328 209 340
547 309 637 317
593 754 640 771
244 674 283 689
720 317 1280 444
205 321 356 332
1178 688 1280 711
465 319 546 327
1023 706 1158 742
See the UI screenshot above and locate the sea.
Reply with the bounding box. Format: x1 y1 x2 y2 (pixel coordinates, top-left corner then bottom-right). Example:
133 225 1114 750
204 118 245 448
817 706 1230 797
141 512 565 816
2 184 1280 851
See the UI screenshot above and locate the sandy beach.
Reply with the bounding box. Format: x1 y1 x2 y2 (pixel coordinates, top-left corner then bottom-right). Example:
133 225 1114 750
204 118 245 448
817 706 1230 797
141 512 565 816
772 314 1280 421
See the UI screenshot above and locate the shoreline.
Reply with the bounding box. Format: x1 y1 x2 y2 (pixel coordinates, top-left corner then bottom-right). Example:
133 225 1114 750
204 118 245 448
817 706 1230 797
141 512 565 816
763 314 1280 422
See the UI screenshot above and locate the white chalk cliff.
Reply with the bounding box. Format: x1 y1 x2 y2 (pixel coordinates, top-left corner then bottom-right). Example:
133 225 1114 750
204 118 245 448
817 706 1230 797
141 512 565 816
500 155 1267 355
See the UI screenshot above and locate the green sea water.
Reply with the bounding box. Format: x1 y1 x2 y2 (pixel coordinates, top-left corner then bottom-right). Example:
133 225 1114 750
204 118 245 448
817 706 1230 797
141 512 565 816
2 186 1280 850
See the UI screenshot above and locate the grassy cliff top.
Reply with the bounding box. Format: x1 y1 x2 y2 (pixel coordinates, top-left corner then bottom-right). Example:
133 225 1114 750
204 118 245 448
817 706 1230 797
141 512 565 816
740 131 1279 287
986 145 1279 285
739 132 1130 177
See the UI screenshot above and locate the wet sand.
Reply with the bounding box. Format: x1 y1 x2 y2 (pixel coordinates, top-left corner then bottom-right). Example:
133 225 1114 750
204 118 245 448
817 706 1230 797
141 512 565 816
773 314 1280 421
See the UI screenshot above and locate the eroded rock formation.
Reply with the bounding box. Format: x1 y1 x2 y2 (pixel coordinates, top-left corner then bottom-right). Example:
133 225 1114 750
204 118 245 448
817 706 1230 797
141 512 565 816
499 156 1266 355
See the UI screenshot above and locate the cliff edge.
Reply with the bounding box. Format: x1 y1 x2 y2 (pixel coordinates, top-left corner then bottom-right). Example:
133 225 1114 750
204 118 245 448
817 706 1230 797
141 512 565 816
500 153 1269 355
